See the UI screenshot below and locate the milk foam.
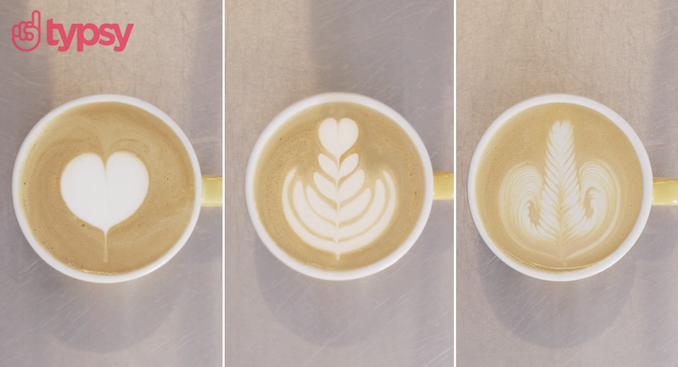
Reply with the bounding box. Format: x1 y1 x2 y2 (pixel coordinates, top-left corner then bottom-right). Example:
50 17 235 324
61 152 149 261
499 121 620 262
281 118 396 258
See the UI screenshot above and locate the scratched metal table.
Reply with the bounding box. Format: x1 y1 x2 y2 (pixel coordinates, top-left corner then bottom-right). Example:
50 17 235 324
0 1 222 366
224 0 453 365
457 1 678 366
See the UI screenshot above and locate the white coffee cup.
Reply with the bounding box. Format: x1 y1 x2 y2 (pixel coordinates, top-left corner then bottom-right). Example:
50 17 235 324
12 94 222 283
467 94 659 281
245 92 453 281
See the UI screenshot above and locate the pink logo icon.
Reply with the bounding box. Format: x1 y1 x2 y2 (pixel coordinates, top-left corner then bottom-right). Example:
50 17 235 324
11 10 133 52
12 10 41 52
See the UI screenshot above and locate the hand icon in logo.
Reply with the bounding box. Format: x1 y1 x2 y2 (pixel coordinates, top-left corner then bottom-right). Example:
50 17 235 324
12 11 41 52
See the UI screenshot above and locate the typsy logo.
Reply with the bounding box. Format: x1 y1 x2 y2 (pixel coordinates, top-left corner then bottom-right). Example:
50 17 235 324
12 10 133 52
499 121 620 262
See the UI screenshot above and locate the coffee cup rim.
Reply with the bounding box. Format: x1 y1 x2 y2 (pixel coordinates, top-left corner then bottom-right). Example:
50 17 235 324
12 94 203 284
245 92 434 281
467 94 653 281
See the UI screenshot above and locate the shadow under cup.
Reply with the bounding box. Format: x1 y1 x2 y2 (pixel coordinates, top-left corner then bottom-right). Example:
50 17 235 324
12 95 203 284
468 94 654 281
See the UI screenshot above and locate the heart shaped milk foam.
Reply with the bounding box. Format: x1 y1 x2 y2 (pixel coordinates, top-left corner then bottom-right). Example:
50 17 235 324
60 152 149 262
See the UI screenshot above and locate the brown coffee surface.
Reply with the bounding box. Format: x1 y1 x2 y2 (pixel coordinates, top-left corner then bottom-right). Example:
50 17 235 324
19 102 195 275
254 102 426 271
475 103 643 272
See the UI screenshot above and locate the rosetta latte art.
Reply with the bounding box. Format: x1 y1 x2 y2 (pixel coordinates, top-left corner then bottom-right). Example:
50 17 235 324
282 118 396 259
499 121 621 263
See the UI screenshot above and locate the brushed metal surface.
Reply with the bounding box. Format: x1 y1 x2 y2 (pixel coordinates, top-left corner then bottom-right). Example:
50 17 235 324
0 1 222 366
458 1 678 366
224 0 453 365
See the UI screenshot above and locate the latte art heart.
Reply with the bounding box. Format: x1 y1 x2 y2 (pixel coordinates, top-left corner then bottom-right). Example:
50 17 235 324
282 118 396 258
61 152 149 261
499 121 621 263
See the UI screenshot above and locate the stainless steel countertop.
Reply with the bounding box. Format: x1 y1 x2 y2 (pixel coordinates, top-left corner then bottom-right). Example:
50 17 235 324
225 0 453 365
0 1 222 366
458 1 678 366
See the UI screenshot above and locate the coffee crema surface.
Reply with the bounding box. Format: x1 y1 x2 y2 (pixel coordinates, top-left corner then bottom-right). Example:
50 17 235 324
254 102 426 271
475 103 643 272
18 102 195 275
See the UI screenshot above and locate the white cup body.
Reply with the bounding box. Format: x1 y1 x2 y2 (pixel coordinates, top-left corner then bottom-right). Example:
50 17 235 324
12 94 202 283
245 93 434 280
467 94 653 281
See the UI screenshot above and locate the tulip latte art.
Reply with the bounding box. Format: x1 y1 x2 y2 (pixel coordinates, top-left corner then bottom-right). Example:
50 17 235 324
254 102 425 271
283 117 397 258
475 103 643 272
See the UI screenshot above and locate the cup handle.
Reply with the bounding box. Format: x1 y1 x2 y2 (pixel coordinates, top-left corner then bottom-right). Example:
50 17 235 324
433 171 454 200
653 178 678 206
201 175 223 207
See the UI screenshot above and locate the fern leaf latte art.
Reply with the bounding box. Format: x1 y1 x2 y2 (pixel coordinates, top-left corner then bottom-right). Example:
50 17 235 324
253 102 425 271
500 120 621 262
475 103 643 272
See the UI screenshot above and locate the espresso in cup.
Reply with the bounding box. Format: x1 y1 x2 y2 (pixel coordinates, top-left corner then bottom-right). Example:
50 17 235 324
17 101 196 276
253 101 426 271
474 102 644 273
